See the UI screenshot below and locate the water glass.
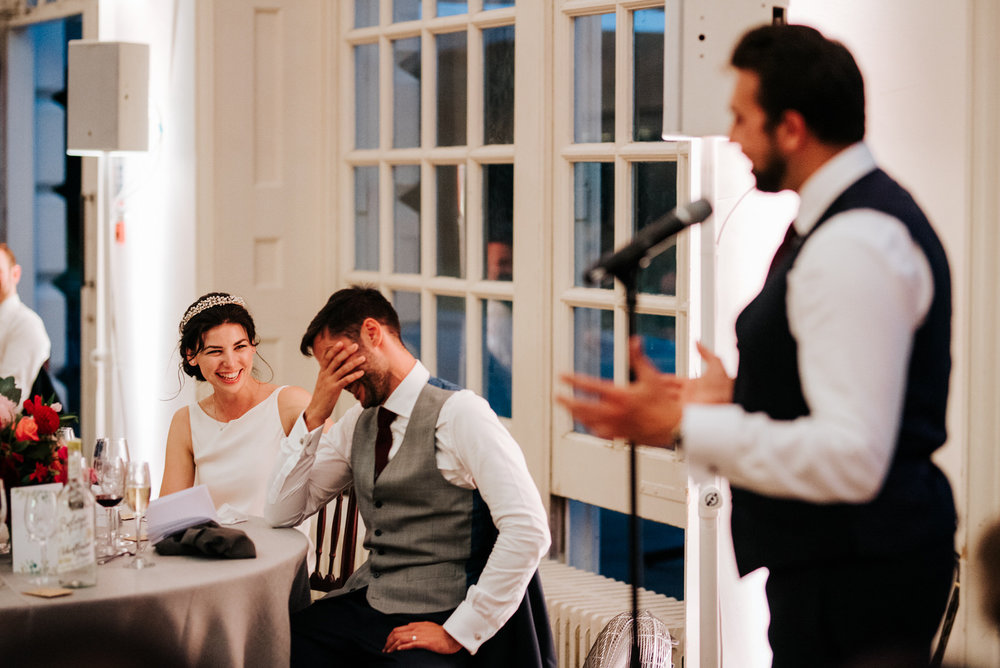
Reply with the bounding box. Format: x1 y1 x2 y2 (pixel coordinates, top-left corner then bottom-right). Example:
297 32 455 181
24 489 59 585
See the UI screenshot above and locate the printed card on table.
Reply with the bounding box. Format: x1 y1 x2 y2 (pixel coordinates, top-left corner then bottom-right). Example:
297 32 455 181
11 483 63 574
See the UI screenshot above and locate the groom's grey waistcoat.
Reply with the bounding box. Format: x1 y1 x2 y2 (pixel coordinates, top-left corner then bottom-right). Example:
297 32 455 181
336 382 496 614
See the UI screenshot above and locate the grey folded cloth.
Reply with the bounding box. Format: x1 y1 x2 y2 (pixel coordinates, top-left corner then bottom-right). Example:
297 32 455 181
154 520 256 559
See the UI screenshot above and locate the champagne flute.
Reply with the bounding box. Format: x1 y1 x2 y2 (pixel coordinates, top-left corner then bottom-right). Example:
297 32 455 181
92 443 126 557
24 489 59 585
125 461 154 569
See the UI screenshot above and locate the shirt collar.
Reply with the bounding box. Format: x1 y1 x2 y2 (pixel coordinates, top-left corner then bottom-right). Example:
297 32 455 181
794 142 877 236
380 360 429 420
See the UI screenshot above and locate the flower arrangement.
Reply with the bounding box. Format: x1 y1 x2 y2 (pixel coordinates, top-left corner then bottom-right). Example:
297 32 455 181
0 375 75 487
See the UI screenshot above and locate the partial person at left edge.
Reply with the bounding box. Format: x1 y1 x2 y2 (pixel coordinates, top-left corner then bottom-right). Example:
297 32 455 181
159 292 312 520
0 242 51 399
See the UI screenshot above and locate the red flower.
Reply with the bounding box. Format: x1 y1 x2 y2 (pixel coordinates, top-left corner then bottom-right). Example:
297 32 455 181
23 395 41 415
23 395 59 435
51 457 66 483
14 416 39 442
29 461 50 483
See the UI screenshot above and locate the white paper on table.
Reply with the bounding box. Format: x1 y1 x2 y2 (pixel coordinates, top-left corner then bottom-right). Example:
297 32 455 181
11 483 64 574
146 484 218 545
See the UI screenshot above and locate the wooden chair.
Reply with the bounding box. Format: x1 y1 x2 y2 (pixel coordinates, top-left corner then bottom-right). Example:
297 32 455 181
310 485 361 593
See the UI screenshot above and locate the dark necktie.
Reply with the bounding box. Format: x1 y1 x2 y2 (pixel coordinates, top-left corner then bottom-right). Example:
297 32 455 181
374 407 396 481
767 222 802 277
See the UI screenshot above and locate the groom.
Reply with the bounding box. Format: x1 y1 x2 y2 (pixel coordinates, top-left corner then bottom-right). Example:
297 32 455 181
265 286 552 666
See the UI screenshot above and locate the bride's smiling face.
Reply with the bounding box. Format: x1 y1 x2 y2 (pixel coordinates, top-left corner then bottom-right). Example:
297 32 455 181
187 323 256 392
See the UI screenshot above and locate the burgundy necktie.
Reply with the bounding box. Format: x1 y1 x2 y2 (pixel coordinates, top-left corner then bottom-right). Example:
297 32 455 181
374 407 396 481
767 222 802 277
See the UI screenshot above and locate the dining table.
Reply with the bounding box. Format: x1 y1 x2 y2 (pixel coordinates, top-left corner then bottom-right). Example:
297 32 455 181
0 517 311 668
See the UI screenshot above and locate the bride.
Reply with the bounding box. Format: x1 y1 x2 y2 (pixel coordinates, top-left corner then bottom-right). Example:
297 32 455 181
160 292 311 517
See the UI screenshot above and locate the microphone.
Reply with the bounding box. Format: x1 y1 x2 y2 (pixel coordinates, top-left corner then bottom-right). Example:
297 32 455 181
584 198 713 285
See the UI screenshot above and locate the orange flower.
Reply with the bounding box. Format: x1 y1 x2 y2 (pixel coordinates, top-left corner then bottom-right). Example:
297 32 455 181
14 416 39 442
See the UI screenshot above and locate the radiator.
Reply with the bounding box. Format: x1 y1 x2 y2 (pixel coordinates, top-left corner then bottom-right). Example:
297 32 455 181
539 559 685 668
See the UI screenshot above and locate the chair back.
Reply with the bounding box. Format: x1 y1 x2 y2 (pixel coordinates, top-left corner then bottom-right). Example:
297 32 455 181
310 485 360 592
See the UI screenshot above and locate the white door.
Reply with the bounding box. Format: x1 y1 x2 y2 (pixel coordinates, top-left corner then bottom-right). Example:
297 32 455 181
196 0 328 390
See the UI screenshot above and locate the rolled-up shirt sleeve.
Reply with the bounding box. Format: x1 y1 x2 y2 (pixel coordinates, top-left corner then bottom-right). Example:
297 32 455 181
435 392 551 653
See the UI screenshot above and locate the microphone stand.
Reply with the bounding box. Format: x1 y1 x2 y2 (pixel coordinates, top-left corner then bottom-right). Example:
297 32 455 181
619 264 643 668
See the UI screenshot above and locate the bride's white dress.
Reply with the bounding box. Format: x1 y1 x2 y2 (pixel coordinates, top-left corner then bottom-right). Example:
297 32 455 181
190 386 287 517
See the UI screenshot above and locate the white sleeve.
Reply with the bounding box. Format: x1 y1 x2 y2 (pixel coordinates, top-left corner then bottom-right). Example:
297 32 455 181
436 392 551 654
263 406 358 527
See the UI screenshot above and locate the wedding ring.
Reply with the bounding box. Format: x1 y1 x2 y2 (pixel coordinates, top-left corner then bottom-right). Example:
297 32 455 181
412 635 417 641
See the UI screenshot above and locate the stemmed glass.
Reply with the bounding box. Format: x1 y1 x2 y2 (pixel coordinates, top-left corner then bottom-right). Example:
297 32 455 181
125 461 154 569
92 442 126 557
24 489 59 585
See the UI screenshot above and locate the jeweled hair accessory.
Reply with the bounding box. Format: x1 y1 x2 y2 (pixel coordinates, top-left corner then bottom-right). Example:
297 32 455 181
179 294 247 331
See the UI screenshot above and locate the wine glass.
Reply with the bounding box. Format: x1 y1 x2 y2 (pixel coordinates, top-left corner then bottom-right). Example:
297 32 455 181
0 479 9 555
92 443 126 557
97 438 132 550
125 461 154 569
24 489 59 585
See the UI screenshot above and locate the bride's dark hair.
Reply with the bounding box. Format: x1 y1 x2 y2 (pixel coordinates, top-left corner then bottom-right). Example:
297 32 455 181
178 292 267 382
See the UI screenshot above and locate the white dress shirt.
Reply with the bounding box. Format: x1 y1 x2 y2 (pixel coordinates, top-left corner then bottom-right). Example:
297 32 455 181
265 361 551 653
0 293 51 399
683 143 935 503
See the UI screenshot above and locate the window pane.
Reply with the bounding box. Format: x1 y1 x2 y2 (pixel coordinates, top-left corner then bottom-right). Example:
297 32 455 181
636 314 676 374
354 166 379 270
483 163 513 281
393 37 421 149
436 164 465 277
393 290 421 358
568 501 685 599
354 1 378 28
573 162 614 289
633 161 678 295
633 8 665 141
483 0 514 9
437 295 466 387
437 1 467 17
483 25 515 145
482 299 512 418
393 0 421 22
573 307 613 433
355 43 379 149
574 14 615 143
393 164 421 273
437 31 467 147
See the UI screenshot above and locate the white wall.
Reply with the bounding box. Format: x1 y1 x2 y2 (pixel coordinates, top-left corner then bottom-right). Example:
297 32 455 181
98 0 198 490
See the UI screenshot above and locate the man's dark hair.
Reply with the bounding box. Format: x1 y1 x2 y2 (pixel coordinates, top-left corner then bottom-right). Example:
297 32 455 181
300 285 402 356
731 24 865 145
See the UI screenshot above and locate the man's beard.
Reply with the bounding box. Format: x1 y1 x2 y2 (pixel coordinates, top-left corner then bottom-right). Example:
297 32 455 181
351 367 390 408
752 144 788 193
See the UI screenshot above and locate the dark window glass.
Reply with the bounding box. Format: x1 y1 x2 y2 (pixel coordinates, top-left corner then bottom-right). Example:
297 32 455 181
483 26 515 145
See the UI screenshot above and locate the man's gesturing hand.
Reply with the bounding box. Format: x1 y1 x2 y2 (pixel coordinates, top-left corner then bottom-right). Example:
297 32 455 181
383 621 463 655
303 341 366 431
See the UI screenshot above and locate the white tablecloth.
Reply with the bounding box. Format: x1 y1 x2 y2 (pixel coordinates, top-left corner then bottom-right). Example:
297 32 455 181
0 517 310 668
